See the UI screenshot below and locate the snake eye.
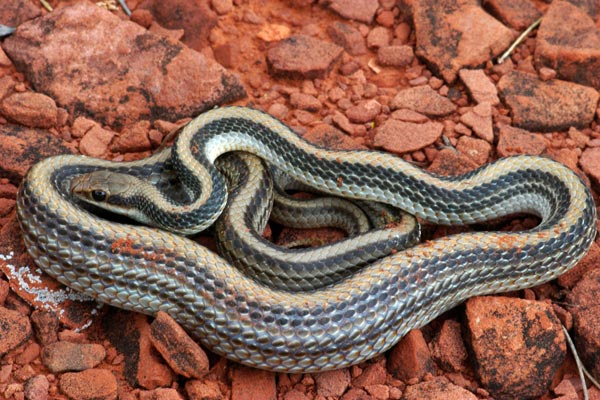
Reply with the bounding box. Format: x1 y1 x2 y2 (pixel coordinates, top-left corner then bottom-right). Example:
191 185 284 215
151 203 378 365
91 190 107 202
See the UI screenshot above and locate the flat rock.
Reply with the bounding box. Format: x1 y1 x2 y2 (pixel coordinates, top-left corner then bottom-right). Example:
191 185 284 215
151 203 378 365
267 35 343 79
231 365 276 400
185 380 223 400
326 22 367 56
0 92 58 129
103 310 173 389
388 329 435 381
458 69 500 105
374 119 443 154
465 296 565 399
497 70 599 131
535 1 600 90
390 85 456 117
314 369 350 397
377 45 414 67
327 0 379 23
483 0 542 30
429 319 469 373
402 376 477 400
345 100 381 123
459 102 494 142
150 311 209 379
42 341 106 373
352 363 387 388
412 0 515 82
496 125 547 157
0 306 31 356
2 2 245 130
456 135 492 166
567 268 600 380
59 369 118 400
138 0 217 51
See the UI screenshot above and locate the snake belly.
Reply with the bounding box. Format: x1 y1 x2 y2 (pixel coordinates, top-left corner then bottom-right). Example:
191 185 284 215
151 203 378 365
16 106 597 372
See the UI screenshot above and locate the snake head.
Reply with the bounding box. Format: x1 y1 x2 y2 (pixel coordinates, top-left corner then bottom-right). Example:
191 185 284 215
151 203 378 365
69 170 148 222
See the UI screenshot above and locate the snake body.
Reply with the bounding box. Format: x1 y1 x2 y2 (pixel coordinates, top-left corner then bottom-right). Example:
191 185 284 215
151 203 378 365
17 107 597 372
214 152 420 291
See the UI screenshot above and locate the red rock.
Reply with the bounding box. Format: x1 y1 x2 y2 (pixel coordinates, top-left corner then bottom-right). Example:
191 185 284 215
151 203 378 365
367 27 391 49
314 368 350 397
567 268 600 380
15 342 40 365
150 311 209 379
59 369 118 400
390 86 456 117
327 22 367 56
428 148 481 176
352 362 387 388
539 67 557 81
104 311 173 389
558 241 600 288
267 35 343 79
402 377 477 400
139 388 184 400
2 2 244 130
211 0 233 15
0 92 58 129
71 117 98 138
0 1 41 26
138 0 217 51
459 102 493 142
79 125 115 158
483 0 542 30
579 147 600 186
290 93 322 112
390 109 428 123
0 306 31 356
496 124 547 157
388 329 435 382
376 10 395 28
374 119 443 154
412 0 514 82
283 390 311 400
185 380 222 400
364 384 389 399
377 45 414 67
429 320 468 373
30 310 59 346
535 1 600 90
328 0 379 23
24 375 49 400
303 124 366 150
465 296 565 399
497 70 599 131
42 341 105 373
231 365 276 400
0 198 14 217
458 69 500 105
111 121 153 153
456 136 491 166
346 100 382 123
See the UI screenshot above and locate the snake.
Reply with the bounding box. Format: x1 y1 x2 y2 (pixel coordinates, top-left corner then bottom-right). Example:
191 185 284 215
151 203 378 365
16 106 597 372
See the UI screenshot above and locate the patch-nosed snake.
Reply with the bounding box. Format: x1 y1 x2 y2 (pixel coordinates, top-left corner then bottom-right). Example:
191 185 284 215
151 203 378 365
16 106 597 372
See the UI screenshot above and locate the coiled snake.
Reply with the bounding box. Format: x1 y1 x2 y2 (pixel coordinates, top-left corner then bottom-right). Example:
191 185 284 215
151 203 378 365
16 106 597 372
